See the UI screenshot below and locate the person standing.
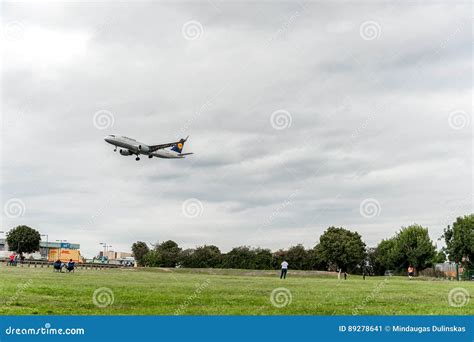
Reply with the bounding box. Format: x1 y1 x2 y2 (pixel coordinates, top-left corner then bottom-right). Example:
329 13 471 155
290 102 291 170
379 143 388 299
280 260 289 279
9 253 15 266
407 265 414 279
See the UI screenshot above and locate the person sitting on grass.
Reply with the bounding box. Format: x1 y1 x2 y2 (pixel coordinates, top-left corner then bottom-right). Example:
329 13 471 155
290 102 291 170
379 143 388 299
66 259 75 273
53 259 63 272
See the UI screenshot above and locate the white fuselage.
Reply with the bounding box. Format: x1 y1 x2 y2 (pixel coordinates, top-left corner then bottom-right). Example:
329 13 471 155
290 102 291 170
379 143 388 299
104 135 184 159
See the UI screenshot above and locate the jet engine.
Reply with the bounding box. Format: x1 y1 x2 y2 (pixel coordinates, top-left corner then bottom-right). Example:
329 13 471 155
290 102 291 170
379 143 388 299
138 144 150 153
120 149 133 156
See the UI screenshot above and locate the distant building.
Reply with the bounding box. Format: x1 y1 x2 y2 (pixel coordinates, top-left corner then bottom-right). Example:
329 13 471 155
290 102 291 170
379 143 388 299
40 241 81 259
0 239 8 258
0 239 80 260
101 250 133 260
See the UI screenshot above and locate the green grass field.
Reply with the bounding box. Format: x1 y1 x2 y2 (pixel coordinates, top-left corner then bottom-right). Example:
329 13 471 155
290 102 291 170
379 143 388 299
0 264 472 315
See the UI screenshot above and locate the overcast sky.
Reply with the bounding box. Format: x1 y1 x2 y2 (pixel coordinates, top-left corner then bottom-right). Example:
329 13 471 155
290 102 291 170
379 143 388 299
1 1 472 258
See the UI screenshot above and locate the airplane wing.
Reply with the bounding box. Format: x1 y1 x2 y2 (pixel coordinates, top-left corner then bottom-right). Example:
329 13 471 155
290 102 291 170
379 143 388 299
149 136 189 152
148 142 181 152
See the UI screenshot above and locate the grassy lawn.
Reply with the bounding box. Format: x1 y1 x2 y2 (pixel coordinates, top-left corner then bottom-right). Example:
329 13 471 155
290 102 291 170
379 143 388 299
0 264 472 315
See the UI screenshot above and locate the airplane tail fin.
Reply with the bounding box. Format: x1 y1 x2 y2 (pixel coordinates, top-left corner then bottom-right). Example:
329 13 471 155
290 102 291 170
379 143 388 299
171 136 189 153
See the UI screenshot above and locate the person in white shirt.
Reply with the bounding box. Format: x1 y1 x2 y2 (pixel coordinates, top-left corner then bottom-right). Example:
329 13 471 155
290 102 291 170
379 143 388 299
280 260 289 279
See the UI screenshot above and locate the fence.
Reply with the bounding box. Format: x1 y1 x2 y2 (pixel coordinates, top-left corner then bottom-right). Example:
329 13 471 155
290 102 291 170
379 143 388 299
3 258 127 269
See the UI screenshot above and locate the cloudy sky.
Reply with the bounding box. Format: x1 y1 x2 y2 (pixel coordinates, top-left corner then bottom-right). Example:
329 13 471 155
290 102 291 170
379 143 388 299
1 1 472 258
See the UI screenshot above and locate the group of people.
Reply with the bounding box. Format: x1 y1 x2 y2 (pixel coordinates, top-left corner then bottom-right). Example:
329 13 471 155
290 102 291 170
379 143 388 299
9 253 76 272
8 253 24 266
53 259 76 272
279 261 417 279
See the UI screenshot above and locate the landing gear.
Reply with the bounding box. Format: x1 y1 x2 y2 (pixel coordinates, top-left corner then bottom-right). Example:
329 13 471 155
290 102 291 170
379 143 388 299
148 155 153 159
114 147 117 152
135 156 140 161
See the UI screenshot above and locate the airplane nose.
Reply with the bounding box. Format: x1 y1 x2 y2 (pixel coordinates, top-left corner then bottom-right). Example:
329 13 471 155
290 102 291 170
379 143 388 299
104 136 111 143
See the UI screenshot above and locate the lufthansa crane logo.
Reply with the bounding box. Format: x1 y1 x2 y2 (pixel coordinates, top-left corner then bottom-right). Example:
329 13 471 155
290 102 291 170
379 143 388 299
178 143 183 149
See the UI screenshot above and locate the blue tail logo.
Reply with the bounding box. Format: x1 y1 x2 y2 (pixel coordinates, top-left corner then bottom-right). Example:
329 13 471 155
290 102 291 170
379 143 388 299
171 137 188 153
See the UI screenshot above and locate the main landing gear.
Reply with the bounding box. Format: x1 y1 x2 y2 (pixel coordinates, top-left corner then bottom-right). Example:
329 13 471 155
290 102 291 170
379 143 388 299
148 155 153 159
135 156 140 161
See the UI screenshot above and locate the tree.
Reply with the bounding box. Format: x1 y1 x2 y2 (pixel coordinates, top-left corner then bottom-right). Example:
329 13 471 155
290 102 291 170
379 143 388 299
286 244 308 270
366 247 385 276
394 224 436 272
253 248 272 269
131 241 150 266
432 250 446 264
6 225 40 255
143 250 162 267
317 227 366 272
374 238 399 272
178 248 195 267
222 246 256 269
181 245 222 268
306 245 327 270
272 249 288 269
443 214 474 267
155 240 181 267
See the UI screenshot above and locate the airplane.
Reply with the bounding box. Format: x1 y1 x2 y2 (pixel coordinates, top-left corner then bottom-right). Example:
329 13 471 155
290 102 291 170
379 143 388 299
104 135 193 161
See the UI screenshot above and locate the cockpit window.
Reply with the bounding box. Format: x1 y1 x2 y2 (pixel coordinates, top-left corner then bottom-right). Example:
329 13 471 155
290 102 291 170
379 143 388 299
110 135 115 137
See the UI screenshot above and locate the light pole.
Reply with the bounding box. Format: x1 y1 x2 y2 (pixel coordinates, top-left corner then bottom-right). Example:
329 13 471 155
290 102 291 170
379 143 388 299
99 242 107 261
40 234 49 260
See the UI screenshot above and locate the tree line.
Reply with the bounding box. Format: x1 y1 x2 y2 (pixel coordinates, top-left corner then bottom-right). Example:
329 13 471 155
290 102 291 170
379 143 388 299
132 214 474 275
3 214 472 275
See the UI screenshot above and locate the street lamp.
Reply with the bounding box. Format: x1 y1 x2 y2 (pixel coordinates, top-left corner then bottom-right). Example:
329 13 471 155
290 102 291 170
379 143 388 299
100 242 111 252
99 243 113 262
40 234 49 260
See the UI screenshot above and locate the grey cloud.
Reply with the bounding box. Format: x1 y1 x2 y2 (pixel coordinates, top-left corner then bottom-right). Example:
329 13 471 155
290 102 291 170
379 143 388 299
1 1 471 258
